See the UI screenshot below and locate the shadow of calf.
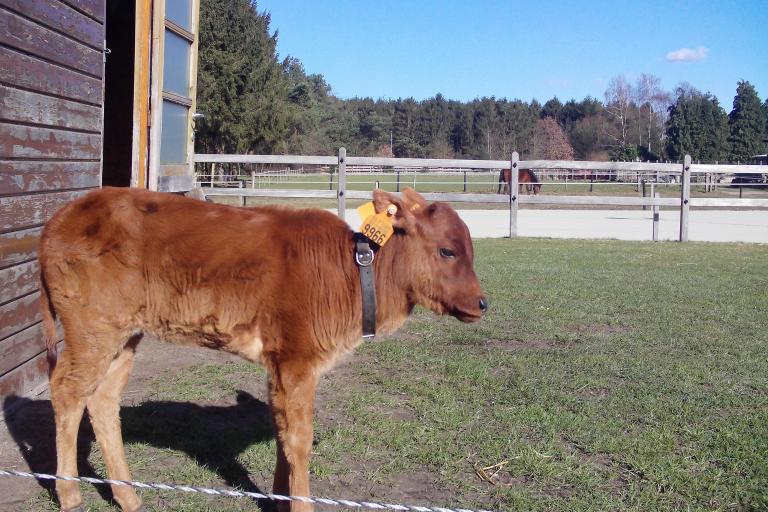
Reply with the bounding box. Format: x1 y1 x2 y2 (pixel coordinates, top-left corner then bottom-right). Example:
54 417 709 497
3 390 275 508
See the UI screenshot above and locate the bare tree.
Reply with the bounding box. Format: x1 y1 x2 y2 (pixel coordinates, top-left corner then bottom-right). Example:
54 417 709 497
650 89 672 156
604 74 633 152
635 74 669 154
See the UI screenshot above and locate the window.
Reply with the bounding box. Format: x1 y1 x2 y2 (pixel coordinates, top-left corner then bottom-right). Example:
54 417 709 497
158 2 195 167
165 0 192 31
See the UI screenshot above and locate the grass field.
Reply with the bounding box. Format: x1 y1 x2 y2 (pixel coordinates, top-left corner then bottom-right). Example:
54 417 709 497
212 171 768 198
27 239 768 511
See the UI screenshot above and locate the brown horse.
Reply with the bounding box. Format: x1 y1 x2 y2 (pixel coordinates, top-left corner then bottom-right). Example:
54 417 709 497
498 168 542 195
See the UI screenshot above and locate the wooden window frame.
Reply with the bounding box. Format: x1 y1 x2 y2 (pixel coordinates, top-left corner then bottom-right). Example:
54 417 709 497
144 0 200 192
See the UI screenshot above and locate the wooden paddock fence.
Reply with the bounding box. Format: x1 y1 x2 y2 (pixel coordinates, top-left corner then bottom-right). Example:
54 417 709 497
193 150 768 241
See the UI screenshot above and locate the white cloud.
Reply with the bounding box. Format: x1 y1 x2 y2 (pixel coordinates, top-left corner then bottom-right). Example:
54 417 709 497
666 47 710 62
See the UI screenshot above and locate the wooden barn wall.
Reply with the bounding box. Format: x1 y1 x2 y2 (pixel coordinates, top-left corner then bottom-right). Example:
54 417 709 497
0 0 105 406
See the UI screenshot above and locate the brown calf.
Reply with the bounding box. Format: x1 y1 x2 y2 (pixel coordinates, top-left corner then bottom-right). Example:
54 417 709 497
39 187 487 512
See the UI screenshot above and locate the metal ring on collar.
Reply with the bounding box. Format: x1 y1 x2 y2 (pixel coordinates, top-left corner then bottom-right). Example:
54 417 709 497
355 249 374 266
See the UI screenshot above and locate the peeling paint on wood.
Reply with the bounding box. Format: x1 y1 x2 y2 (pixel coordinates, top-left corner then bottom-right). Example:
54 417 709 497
0 261 39 304
59 0 105 23
0 189 92 232
0 85 103 132
0 350 50 403
0 292 40 341
0 0 102 48
0 322 55 377
0 123 101 159
0 161 101 195
0 227 41 268
0 46 102 105
0 0 105 401
0 8 102 77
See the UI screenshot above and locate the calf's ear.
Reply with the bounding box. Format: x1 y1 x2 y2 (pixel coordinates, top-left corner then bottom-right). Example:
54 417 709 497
400 188 427 211
372 189 418 233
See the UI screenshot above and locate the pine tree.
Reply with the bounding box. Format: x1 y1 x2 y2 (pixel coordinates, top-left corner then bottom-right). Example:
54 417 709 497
391 99 424 158
541 97 563 125
195 0 292 154
570 114 610 160
727 80 767 162
666 85 728 162
450 106 473 157
764 99 768 145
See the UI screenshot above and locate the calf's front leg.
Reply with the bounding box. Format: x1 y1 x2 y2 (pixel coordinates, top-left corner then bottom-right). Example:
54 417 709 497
268 363 318 512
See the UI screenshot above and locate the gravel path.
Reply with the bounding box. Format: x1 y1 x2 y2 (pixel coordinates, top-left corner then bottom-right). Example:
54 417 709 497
348 209 768 243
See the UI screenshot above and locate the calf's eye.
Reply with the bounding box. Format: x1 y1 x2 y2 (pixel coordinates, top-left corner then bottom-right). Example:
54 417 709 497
439 248 455 259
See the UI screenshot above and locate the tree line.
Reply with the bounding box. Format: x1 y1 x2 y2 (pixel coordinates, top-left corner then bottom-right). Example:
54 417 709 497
195 0 768 164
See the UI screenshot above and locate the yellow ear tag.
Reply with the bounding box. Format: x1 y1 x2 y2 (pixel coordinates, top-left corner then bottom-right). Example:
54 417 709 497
357 201 395 246
356 201 376 220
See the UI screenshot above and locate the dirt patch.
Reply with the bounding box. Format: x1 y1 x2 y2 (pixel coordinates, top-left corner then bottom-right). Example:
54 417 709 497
317 461 447 506
558 434 613 470
484 334 561 352
125 337 254 402
316 350 417 424
557 434 627 494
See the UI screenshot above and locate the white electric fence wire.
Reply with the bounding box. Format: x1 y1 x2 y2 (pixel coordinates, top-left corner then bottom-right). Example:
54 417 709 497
0 469 495 512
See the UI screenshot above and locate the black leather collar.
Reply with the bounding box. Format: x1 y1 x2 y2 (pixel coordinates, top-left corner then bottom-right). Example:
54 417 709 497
353 233 376 338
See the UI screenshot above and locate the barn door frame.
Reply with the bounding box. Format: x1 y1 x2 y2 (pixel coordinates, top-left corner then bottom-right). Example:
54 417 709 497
133 0 200 192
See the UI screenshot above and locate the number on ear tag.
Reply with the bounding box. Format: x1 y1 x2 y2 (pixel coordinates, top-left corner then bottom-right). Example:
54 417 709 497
357 202 394 246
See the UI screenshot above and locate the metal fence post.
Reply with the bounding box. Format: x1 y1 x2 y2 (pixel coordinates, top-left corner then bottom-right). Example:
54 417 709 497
509 152 519 238
338 147 346 220
679 154 691 241
652 192 660 241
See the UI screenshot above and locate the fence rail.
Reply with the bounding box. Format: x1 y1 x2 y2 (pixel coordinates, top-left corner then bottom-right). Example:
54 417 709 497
194 150 768 242
194 153 767 174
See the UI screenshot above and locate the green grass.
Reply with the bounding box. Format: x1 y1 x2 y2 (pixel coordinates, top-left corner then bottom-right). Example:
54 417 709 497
314 240 768 511
215 172 768 198
28 239 768 511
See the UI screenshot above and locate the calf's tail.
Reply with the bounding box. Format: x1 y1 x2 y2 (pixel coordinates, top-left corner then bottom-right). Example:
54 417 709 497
39 270 59 375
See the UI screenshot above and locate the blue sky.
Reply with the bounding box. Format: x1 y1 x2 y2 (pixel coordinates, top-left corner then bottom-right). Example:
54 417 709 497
258 1 768 109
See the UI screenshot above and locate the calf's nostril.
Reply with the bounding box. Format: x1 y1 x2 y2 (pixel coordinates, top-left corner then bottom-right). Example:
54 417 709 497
479 296 488 313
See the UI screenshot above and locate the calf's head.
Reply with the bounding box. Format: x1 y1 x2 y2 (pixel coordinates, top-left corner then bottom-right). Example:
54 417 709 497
373 188 488 322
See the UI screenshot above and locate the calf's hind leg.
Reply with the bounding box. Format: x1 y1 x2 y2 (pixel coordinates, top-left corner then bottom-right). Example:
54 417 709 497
86 335 144 512
50 330 140 511
50 330 115 511
49 356 87 512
